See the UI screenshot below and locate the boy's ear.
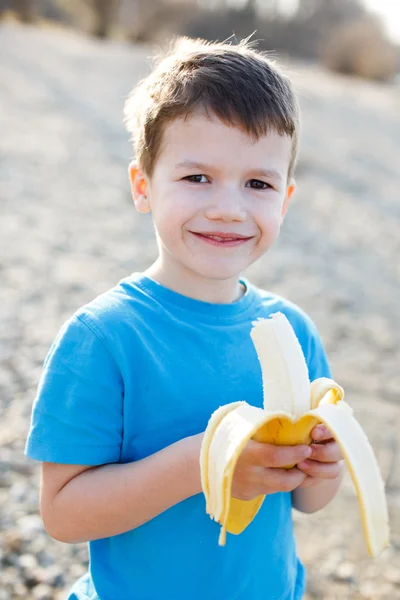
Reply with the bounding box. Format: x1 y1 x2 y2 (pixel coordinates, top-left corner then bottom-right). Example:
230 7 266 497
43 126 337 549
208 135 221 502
129 161 150 213
281 180 296 222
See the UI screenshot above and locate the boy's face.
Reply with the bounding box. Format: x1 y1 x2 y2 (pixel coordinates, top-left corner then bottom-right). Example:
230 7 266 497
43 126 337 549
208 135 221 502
130 110 295 293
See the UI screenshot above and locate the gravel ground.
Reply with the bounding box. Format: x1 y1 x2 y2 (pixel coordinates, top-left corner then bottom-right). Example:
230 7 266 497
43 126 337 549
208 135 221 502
1 22 399 600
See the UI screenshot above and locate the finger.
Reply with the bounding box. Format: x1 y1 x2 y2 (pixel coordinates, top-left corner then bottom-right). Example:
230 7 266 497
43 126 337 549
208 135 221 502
251 442 312 468
309 440 343 463
298 475 321 488
297 459 345 480
261 466 307 493
311 425 333 442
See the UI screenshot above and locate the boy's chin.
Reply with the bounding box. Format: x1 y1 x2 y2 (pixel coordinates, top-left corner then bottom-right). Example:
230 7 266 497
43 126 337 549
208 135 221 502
188 262 250 282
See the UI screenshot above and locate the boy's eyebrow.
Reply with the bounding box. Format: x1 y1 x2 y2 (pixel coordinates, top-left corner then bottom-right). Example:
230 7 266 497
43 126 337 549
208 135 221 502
251 169 283 183
174 160 213 171
174 160 283 182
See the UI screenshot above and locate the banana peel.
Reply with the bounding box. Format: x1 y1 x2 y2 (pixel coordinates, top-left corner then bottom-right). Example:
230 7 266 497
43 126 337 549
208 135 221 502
200 312 390 557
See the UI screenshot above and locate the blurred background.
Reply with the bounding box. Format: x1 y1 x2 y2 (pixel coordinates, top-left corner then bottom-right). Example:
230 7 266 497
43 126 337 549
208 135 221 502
1 0 400 79
1 1 399 599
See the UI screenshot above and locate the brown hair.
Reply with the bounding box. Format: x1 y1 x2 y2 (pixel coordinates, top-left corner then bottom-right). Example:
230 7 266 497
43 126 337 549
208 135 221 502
124 37 300 180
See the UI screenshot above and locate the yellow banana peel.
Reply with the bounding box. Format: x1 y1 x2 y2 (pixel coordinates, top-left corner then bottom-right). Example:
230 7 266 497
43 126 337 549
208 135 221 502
200 312 390 557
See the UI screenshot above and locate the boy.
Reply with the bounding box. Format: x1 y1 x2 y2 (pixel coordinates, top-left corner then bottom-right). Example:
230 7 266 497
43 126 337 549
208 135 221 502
25 37 344 599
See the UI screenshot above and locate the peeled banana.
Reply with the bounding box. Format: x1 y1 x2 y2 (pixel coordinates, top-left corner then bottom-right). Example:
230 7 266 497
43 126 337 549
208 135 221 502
200 312 390 557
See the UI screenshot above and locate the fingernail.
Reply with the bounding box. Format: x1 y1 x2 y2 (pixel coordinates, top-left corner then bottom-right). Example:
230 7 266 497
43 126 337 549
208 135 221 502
305 447 312 457
313 427 323 440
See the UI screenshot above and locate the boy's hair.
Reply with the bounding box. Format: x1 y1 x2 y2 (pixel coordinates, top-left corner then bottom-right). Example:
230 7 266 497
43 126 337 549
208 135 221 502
124 37 300 180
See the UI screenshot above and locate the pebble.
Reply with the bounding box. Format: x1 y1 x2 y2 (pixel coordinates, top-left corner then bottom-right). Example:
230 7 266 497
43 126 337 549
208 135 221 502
385 567 400 586
333 561 356 584
32 584 55 600
3 530 24 554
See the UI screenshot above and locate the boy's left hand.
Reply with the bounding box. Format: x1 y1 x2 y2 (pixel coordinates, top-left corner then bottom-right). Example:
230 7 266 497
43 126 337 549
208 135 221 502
296 424 345 488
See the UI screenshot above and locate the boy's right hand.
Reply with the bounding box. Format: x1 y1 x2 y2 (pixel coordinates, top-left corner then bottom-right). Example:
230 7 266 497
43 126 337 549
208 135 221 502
231 440 311 501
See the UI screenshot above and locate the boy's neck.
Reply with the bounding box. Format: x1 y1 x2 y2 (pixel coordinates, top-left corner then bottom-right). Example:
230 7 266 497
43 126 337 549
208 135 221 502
143 259 245 305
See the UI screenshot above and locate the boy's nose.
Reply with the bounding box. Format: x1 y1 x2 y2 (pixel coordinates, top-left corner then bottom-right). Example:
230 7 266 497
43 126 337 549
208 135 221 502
204 192 247 222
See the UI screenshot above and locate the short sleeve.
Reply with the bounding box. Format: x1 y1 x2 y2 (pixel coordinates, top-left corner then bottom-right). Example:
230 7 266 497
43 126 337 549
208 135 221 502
25 314 124 465
303 315 332 382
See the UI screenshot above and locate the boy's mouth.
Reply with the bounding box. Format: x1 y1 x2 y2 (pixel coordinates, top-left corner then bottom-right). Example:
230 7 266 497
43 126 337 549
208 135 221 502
190 231 254 247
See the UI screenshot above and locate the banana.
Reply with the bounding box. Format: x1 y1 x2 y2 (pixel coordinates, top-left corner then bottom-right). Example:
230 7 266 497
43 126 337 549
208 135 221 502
200 312 390 556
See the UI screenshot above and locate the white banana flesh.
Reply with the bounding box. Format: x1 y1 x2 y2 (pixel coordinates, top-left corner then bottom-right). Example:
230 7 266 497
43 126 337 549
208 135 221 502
200 312 390 557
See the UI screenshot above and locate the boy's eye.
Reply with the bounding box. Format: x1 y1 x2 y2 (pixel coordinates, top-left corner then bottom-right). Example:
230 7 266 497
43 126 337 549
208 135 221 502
247 179 271 190
184 174 209 183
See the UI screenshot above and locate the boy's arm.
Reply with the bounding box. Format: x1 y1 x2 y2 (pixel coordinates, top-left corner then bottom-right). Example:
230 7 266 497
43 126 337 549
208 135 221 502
42 433 314 543
291 470 344 513
41 433 204 544
291 424 345 513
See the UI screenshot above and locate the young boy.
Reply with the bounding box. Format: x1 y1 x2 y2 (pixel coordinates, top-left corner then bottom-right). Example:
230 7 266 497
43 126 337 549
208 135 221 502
25 37 344 600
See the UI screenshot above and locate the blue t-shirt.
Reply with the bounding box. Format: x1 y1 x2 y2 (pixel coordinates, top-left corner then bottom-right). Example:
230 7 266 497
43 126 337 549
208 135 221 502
25 273 331 600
